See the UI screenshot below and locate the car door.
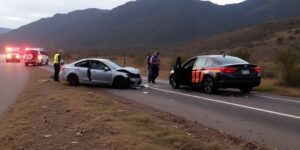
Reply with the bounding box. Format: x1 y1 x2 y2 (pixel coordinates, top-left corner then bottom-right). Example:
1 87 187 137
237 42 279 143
90 60 112 84
74 60 90 83
181 58 197 85
192 57 208 84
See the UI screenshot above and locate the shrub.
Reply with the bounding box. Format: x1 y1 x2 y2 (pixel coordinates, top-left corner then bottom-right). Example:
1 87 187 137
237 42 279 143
276 37 284 45
288 36 296 40
275 49 300 87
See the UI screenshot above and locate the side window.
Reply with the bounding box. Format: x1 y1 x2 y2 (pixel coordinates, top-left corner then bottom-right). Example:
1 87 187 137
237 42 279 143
91 60 107 70
40 51 48 56
75 60 90 68
195 57 207 68
183 58 197 70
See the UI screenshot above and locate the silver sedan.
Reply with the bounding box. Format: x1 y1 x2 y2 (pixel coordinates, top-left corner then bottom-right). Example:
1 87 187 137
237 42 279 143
60 58 142 88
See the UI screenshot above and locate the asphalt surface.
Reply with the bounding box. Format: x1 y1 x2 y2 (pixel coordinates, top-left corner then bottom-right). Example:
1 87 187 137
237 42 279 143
0 54 29 119
40 65 300 150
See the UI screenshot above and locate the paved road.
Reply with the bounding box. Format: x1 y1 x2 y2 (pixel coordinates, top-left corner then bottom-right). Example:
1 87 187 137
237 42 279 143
41 65 300 150
0 54 29 119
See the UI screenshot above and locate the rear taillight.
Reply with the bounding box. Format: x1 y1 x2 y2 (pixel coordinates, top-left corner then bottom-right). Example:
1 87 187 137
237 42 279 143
253 67 261 73
38 55 42 60
16 54 20 59
220 67 237 74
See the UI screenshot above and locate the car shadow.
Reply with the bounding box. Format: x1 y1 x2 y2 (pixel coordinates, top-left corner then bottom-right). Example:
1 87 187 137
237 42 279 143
178 86 251 97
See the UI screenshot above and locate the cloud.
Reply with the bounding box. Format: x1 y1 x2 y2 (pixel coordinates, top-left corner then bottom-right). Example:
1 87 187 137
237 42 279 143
29 13 51 18
0 0 134 29
1 16 25 21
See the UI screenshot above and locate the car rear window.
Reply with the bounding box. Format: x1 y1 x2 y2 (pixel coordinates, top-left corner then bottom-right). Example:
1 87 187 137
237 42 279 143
213 56 248 65
25 50 38 54
6 51 19 54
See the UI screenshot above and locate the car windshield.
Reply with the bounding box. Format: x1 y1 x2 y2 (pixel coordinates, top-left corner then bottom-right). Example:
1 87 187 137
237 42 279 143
25 50 38 54
102 60 122 69
213 56 248 65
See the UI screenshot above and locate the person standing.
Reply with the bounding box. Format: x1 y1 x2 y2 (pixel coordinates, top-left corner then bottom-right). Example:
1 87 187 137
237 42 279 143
146 52 153 83
53 49 63 81
150 51 160 84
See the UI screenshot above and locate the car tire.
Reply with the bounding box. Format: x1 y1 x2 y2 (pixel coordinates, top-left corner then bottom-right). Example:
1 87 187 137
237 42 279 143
25 63 28 66
169 74 180 89
45 60 48 65
113 76 128 89
203 76 216 94
67 74 79 86
240 86 253 93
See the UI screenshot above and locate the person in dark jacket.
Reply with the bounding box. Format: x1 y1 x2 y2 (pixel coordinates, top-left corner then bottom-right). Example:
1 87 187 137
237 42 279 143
150 51 160 84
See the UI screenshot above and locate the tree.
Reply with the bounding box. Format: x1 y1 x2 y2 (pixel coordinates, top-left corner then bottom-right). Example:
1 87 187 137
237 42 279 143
276 49 300 87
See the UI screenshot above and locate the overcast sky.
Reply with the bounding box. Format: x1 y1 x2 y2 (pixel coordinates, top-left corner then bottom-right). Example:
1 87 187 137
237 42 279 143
0 0 245 29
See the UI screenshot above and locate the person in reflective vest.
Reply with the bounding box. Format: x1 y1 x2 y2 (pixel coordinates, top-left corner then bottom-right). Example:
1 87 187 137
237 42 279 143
53 50 63 81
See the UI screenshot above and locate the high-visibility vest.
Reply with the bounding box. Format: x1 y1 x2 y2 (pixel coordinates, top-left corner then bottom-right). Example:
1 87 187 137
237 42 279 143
53 54 60 64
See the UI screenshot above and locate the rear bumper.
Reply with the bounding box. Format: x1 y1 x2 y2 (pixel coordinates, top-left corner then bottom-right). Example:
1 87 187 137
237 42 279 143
216 76 261 88
24 59 42 64
6 58 21 62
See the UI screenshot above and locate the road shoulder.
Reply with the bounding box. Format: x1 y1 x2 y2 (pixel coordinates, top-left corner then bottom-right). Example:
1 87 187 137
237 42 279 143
0 67 265 150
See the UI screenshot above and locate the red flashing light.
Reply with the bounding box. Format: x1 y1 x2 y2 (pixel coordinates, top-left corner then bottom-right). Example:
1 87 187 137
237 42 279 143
6 54 12 59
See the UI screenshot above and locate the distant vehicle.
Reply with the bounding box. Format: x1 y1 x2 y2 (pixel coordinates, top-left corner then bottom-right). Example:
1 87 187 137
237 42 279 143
5 47 21 63
60 58 142 88
169 55 261 94
24 48 49 66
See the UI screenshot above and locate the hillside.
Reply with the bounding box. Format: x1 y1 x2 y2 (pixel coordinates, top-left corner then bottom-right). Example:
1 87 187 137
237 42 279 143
0 28 11 35
1 0 300 50
167 20 300 62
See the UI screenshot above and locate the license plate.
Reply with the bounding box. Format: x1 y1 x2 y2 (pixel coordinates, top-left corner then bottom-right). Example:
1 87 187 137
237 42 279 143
241 70 250 75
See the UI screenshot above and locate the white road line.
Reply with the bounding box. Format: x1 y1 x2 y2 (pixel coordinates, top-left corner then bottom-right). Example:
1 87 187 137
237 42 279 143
149 87 300 120
253 93 300 104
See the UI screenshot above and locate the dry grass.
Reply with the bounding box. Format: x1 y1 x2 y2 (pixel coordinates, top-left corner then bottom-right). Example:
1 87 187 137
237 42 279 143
255 78 300 98
0 68 259 150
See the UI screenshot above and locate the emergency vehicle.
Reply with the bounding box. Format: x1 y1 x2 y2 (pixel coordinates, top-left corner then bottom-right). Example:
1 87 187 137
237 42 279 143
169 55 261 94
24 48 49 66
5 47 21 63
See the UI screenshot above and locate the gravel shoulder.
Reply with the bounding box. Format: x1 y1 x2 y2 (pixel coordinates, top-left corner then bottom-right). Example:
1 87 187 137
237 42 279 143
0 67 265 150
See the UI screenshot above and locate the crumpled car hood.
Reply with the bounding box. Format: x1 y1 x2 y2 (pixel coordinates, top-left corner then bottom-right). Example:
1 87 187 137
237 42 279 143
116 67 140 74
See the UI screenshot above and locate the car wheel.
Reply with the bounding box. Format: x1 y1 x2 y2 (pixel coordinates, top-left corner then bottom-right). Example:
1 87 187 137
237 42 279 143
45 60 48 65
67 74 79 86
203 76 216 94
25 63 28 66
169 74 180 89
113 76 128 89
240 86 253 93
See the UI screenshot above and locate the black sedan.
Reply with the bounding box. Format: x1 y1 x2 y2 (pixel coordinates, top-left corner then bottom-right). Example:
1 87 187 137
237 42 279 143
169 55 261 94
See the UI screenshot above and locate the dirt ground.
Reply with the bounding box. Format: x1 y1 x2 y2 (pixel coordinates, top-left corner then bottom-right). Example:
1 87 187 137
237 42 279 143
0 68 266 150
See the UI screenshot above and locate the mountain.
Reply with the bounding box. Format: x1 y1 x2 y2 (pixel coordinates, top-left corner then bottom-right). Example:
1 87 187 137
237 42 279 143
0 27 11 34
0 0 300 51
